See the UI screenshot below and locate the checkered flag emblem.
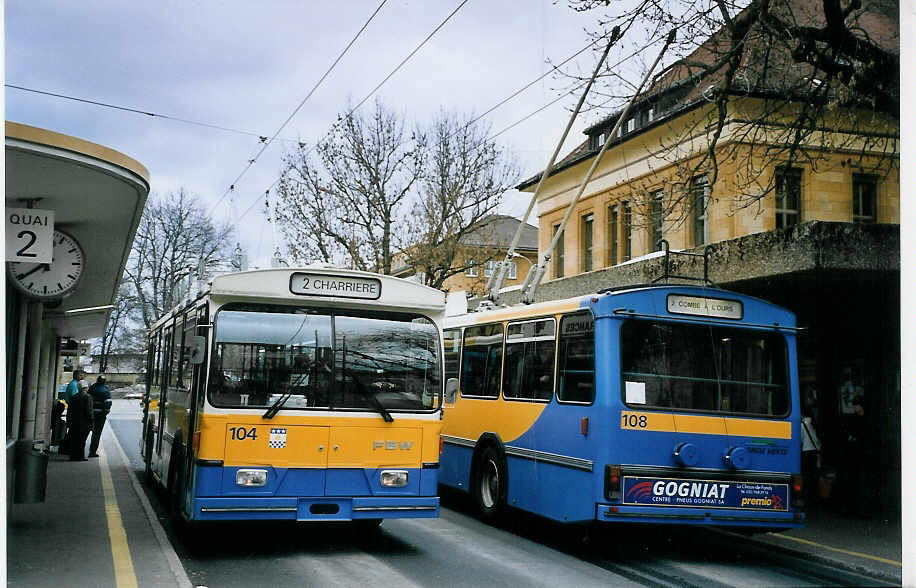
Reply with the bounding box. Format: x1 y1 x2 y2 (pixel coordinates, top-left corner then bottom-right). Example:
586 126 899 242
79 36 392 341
269 427 287 449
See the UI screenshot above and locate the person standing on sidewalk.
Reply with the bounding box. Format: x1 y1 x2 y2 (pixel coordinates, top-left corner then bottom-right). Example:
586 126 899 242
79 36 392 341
801 406 822 507
87 376 112 458
64 369 83 401
67 380 94 461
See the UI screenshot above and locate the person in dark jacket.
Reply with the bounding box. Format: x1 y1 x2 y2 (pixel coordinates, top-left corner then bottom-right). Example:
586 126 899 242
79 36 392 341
67 380 93 461
87 376 112 458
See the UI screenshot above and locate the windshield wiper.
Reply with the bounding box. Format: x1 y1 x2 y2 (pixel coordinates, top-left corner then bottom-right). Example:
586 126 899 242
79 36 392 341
347 369 394 423
262 391 292 419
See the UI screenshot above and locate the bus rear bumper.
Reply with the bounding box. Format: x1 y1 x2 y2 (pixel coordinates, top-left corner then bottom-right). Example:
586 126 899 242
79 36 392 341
596 504 804 528
192 496 440 522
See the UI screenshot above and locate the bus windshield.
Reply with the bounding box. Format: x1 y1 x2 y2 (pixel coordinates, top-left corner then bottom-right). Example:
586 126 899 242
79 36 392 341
209 306 441 412
620 320 788 416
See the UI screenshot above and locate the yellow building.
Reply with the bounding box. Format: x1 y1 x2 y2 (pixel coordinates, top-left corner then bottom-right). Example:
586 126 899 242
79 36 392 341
391 215 538 296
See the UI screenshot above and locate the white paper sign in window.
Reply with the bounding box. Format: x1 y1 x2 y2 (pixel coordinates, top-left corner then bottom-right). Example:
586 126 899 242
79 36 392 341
625 381 646 404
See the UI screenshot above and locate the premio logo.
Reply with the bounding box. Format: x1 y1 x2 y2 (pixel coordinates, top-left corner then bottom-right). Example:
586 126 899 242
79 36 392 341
625 481 653 501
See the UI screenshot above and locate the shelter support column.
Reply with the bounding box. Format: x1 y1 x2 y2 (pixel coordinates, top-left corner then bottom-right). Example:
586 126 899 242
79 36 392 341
10 304 29 439
33 326 55 443
21 301 44 440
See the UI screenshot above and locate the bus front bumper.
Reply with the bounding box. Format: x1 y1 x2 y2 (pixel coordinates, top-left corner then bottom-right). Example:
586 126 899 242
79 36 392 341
192 496 439 521
596 504 805 528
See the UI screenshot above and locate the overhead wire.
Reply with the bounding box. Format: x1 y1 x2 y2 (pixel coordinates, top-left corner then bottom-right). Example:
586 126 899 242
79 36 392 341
236 0 472 224
4 83 294 143
238 25 662 226
206 0 390 216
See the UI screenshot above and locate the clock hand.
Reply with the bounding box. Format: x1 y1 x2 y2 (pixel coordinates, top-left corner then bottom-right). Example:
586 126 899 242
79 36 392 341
15 264 50 280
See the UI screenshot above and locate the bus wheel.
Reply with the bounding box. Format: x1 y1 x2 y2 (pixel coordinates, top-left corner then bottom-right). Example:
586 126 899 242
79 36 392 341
168 445 185 520
143 427 154 484
474 446 506 520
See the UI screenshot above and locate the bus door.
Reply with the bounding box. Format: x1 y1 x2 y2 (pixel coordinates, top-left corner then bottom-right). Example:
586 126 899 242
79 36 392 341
542 312 596 516
159 315 186 481
152 324 173 477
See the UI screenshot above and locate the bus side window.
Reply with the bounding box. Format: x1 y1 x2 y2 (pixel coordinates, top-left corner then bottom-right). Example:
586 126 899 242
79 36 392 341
443 329 461 404
461 323 503 398
557 313 594 404
504 319 555 402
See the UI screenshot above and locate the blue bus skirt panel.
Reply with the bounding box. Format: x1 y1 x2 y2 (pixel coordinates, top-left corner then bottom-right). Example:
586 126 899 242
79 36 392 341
191 465 439 521
596 503 803 528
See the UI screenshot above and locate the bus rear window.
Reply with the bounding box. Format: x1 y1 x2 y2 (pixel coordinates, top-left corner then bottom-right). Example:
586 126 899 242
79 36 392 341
620 321 788 416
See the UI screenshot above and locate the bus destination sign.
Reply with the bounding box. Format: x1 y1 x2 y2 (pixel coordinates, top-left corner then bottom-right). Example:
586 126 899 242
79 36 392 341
289 273 381 300
667 294 743 320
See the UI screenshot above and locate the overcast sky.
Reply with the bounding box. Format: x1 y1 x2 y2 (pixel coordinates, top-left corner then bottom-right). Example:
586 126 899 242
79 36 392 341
6 1 632 267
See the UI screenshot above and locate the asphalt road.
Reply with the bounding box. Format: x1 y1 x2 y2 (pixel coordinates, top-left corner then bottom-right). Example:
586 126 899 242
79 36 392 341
106 399 892 587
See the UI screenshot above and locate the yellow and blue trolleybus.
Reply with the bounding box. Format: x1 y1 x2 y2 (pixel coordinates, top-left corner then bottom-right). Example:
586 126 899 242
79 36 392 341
440 280 805 530
140 267 444 524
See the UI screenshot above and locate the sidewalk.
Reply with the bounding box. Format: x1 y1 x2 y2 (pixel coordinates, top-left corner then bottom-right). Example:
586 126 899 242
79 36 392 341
728 501 903 585
7 427 192 588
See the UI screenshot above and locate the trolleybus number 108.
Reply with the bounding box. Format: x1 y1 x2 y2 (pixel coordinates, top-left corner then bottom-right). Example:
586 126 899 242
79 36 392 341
229 426 259 441
622 413 648 429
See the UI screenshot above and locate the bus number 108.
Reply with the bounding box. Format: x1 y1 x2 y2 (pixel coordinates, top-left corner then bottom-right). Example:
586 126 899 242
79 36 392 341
621 414 648 429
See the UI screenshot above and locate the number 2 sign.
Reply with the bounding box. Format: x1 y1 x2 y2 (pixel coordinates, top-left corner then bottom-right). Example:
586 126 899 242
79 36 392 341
5 208 54 263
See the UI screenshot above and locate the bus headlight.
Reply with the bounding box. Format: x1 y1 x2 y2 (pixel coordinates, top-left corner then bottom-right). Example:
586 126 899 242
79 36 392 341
380 470 408 487
236 469 268 487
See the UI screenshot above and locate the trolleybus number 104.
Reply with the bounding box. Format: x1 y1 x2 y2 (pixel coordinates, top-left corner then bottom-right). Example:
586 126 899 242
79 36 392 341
229 426 259 441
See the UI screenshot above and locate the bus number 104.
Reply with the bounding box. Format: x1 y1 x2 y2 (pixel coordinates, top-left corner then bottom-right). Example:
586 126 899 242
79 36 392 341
622 414 648 429
230 426 259 441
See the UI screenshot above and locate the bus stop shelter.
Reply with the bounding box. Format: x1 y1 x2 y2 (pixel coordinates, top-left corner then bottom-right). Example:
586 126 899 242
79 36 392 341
5 121 149 506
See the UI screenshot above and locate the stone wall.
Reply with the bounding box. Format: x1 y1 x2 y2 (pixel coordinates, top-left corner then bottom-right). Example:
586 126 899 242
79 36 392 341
496 221 898 305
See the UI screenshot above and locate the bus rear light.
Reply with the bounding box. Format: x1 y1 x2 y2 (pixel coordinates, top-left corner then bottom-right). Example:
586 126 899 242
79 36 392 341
236 469 268 487
791 474 804 507
381 470 408 487
439 436 444 454
192 431 201 454
605 465 621 500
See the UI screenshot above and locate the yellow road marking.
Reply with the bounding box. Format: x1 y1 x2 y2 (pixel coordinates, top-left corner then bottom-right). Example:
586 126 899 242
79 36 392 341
99 449 139 588
767 532 902 567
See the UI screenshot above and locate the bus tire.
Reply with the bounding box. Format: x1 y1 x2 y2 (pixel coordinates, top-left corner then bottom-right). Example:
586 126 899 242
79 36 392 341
143 426 155 484
474 445 506 520
167 442 185 521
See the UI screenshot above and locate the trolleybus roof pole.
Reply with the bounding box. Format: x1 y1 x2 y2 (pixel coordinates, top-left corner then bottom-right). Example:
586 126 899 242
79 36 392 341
485 28 620 305
519 29 677 305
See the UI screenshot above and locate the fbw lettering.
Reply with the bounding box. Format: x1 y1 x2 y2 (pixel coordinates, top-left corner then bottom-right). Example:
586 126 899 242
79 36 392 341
373 441 414 450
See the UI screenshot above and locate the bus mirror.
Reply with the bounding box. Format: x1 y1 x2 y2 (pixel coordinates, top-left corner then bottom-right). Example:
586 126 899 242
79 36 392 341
445 378 458 403
188 336 207 364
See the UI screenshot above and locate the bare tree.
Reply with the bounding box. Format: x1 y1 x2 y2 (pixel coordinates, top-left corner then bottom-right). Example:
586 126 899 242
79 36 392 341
404 111 520 290
124 188 235 329
561 0 898 225
95 283 139 372
274 100 423 274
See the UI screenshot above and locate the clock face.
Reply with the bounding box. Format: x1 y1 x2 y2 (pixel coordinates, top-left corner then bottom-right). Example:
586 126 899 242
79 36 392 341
8 230 85 300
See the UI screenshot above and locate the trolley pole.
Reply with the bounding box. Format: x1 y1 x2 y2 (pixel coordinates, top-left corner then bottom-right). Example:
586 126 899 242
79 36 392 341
520 29 677 304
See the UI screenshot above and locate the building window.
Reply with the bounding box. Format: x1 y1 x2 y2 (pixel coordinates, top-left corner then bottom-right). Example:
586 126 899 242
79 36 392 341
775 167 802 229
691 175 709 246
484 260 514 278
650 190 664 251
852 174 877 224
581 213 594 272
623 201 632 261
553 224 564 278
465 261 478 277
506 261 517 280
625 118 635 133
608 204 618 265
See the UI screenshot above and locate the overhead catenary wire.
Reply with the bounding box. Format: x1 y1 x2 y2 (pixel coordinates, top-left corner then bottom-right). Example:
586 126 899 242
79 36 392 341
206 0 391 217
4 83 295 143
236 0 472 225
